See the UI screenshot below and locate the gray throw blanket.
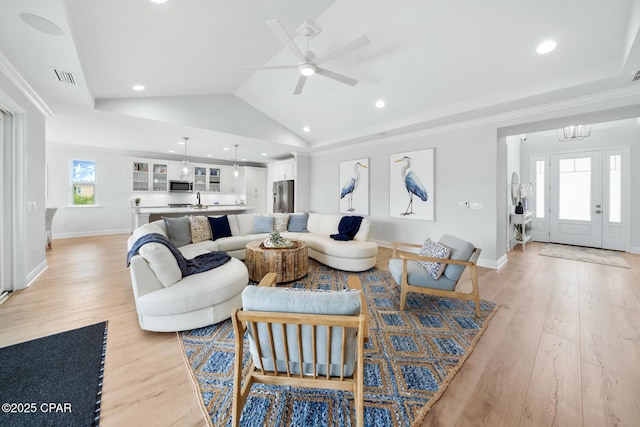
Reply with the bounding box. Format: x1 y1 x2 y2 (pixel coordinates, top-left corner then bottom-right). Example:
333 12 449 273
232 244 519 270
127 233 231 277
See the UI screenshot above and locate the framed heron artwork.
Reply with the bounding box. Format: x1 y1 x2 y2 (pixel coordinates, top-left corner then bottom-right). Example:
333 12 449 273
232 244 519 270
389 149 435 220
339 158 369 215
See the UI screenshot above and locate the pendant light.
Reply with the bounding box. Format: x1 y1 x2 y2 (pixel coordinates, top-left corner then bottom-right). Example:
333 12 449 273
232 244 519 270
180 137 191 177
233 144 239 178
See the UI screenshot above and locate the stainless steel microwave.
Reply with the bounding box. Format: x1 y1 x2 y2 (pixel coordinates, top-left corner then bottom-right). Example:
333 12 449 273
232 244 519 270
169 180 193 192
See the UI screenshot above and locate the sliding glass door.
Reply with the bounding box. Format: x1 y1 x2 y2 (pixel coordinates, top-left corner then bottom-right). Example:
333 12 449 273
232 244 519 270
0 108 8 295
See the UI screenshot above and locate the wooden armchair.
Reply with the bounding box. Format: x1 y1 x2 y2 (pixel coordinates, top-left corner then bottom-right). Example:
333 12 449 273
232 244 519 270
231 273 366 426
389 234 482 316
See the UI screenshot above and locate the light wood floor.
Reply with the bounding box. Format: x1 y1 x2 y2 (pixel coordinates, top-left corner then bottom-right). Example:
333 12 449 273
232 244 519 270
1 235 639 426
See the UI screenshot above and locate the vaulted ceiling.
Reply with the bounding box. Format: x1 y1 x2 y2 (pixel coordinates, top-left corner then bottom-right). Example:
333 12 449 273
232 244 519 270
1 0 639 163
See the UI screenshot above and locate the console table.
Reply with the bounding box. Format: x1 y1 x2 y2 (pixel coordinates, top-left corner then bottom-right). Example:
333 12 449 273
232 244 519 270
510 211 533 251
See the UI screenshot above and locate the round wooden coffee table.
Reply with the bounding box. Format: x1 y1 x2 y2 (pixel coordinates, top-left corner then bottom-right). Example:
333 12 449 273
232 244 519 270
245 240 309 283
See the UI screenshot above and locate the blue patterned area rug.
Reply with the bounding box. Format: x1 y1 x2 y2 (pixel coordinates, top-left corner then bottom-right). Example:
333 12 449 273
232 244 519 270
180 260 497 427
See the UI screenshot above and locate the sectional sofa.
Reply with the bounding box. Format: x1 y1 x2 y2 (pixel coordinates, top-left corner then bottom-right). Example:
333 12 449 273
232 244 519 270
127 213 378 331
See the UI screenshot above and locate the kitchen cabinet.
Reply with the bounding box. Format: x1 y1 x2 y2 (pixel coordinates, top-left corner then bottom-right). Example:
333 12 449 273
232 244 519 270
243 167 267 213
132 161 149 192
209 167 221 192
270 159 295 181
220 166 243 193
132 160 168 192
193 166 207 192
151 163 168 192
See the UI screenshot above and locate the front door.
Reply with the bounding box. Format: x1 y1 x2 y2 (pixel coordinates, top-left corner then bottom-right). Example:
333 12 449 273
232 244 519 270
549 151 603 247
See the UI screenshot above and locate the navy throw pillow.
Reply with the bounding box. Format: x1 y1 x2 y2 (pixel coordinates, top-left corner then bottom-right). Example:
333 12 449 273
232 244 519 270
208 215 232 241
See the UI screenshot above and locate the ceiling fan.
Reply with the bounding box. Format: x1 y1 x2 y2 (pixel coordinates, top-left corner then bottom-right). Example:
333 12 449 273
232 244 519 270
246 19 369 95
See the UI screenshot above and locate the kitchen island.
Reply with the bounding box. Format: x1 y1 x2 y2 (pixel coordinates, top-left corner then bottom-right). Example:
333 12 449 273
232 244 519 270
131 204 252 230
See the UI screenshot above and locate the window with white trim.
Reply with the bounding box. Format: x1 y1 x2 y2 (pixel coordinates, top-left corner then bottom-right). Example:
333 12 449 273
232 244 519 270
609 154 621 223
535 160 545 218
71 160 96 205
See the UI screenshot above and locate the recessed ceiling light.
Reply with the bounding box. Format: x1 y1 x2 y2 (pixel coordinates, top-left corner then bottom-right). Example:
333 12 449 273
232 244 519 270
223 147 229 151
375 99 385 108
149 0 168 3
536 40 557 54
19 13 64 36
207 154 213 157
168 150 175 153
132 84 145 91
262 153 267 156
177 140 185 145
303 126 310 133
242 158 247 161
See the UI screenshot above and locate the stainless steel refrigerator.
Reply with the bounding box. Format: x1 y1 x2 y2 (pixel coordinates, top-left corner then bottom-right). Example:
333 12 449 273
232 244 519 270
273 180 294 213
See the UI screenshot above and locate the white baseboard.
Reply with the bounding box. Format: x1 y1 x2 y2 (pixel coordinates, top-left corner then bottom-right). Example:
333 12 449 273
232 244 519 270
26 259 48 287
628 246 640 255
53 228 130 239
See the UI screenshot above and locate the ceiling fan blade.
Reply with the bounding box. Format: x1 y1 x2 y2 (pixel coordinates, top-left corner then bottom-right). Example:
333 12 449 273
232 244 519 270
316 67 359 86
266 19 307 63
242 65 298 70
314 34 370 65
293 75 307 95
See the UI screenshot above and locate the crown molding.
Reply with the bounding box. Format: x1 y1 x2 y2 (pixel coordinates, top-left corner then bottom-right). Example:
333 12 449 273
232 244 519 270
311 84 640 156
0 51 53 117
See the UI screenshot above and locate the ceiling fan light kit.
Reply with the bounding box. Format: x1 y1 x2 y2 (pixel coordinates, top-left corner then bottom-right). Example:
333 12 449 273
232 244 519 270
299 63 316 76
248 19 369 95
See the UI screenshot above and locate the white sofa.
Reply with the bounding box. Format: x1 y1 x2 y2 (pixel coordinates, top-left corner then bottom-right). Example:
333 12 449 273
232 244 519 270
127 213 378 332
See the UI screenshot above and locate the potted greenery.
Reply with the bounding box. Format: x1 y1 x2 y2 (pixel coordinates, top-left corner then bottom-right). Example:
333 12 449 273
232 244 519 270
134 197 141 206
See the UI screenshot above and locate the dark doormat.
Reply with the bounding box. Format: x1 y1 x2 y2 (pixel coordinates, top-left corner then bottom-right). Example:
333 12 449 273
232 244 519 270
0 321 108 427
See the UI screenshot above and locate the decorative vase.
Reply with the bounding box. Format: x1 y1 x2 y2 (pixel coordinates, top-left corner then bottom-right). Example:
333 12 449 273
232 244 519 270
515 202 524 214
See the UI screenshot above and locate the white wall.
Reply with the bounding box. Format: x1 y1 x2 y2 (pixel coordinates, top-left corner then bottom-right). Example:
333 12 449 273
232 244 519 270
309 94 640 266
0 68 47 289
46 143 268 237
46 144 132 237
310 125 500 266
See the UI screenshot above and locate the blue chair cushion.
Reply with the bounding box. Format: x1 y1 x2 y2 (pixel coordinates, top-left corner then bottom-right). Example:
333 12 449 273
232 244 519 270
439 234 475 282
388 259 457 291
241 286 362 377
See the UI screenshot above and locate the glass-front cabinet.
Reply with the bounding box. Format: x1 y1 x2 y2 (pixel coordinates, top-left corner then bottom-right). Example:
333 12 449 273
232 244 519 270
132 161 149 192
209 167 221 192
132 160 168 192
152 163 168 192
193 166 207 192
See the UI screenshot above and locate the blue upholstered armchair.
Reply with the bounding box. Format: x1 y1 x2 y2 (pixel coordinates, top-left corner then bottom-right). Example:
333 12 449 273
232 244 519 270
231 273 366 426
388 234 482 316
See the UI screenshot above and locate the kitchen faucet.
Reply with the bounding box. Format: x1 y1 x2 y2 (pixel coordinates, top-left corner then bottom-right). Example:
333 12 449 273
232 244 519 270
196 192 201 205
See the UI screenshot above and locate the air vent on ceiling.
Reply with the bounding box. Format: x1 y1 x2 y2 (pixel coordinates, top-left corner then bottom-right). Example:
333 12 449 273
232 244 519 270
632 69 640 82
51 68 77 85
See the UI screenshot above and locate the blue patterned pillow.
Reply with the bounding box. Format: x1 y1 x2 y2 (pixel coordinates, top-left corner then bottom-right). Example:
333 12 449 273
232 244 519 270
417 238 451 279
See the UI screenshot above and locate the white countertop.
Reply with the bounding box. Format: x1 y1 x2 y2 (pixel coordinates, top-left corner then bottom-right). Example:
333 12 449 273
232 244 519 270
133 205 250 214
